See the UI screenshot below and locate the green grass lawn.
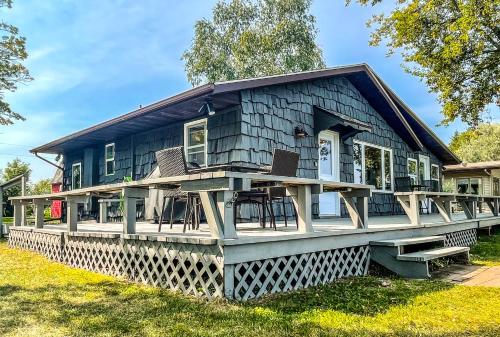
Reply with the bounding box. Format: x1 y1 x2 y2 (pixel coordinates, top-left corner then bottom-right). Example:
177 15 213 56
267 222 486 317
470 231 500 266
0 235 499 337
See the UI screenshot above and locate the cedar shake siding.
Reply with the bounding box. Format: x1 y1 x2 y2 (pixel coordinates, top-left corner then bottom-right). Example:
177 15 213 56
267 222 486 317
61 74 446 218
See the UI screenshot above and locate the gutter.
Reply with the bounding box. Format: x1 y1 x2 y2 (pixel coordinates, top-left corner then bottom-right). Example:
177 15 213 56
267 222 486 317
33 152 64 171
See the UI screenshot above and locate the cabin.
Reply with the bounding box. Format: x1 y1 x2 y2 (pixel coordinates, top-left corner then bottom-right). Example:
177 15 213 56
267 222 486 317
7 64 500 300
32 64 458 219
443 161 500 196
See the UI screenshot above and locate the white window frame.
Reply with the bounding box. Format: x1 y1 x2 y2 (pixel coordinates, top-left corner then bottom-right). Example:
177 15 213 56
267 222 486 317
105 143 115 176
431 164 439 181
184 118 208 167
72 162 82 190
407 158 418 184
353 140 393 193
457 177 483 195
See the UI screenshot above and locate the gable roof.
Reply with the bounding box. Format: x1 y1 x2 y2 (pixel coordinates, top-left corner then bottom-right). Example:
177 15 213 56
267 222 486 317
31 64 459 164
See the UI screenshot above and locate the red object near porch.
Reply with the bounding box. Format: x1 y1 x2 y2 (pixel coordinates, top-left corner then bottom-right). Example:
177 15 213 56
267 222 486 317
51 183 62 218
51 168 63 219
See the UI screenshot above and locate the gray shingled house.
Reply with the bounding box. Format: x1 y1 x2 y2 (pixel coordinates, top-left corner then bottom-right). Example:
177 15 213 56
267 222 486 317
31 64 460 219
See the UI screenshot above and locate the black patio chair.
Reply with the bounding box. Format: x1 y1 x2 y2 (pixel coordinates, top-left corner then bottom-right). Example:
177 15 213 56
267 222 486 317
234 149 299 230
155 146 201 233
392 176 429 215
394 177 413 192
423 179 440 192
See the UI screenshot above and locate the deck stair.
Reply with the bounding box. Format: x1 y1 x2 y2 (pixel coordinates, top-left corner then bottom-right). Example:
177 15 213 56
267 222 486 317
370 235 469 278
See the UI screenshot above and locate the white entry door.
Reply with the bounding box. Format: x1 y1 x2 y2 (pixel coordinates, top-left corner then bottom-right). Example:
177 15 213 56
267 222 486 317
318 131 340 216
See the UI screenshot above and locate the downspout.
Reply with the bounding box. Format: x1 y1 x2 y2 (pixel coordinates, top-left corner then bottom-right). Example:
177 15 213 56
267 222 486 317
33 152 64 171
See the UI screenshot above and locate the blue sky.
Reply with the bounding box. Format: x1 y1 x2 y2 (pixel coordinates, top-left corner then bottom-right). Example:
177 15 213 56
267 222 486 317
1 0 498 182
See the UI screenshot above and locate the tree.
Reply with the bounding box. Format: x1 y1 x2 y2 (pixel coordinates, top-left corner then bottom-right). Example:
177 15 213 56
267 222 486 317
2 157 30 182
182 0 325 85
349 0 500 127
449 123 500 162
30 178 51 196
0 158 30 216
0 0 32 125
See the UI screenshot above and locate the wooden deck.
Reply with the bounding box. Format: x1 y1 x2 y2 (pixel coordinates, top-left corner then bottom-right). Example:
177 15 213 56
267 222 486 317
16 211 499 244
5 171 500 300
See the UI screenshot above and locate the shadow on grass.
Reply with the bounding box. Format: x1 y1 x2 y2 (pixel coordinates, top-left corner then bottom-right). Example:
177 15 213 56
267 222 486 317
0 275 456 337
246 276 453 315
1 239 498 337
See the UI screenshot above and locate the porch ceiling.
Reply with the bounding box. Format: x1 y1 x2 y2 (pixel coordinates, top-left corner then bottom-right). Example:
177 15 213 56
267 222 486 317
31 88 240 154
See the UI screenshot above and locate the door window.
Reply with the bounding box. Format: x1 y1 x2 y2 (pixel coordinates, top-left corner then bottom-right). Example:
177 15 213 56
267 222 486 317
319 138 333 177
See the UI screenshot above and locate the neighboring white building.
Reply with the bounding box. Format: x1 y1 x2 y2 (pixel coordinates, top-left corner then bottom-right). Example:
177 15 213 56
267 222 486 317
443 161 500 196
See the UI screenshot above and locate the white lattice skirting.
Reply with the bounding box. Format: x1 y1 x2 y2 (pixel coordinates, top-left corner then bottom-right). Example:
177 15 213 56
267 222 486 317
444 229 477 247
8 229 224 298
232 245 370 300
8 229 63 261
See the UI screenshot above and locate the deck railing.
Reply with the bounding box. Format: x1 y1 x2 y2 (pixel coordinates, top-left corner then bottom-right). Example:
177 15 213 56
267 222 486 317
394 191 500 225
9 171 373 239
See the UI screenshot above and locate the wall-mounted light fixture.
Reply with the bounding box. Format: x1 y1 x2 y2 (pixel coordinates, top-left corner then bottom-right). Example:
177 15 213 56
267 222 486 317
294 125 308 138
199 100 215 116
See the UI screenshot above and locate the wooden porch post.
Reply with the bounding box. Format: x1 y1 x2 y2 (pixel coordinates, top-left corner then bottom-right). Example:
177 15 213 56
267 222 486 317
290 185 313 233
431 196 454 223
33 200 50 229
457 197 476 219
66 197 80 232
483 198 499 217
339 189 370 229
216 191 238 239
21 175 27 226
396 194 424 226
99 201 107 224
121 188 149 234
13 200 22 227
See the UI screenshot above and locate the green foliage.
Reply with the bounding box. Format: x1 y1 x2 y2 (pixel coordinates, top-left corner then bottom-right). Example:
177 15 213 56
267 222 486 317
1 238 500 336
182 0 325 85
1 158 30 201
0 0 32 125
349 0 500 127
449 123 500 162
30 178 51 196
470 231 500 266
1 157 30 182
442 179 455 193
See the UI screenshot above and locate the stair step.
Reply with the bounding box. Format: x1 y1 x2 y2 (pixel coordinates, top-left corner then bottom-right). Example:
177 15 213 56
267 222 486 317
370 236 445 247
397 246 469 262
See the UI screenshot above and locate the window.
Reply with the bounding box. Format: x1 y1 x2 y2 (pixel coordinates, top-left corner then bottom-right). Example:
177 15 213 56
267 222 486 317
457 178 469 194
431 164 439 181
72 162 82 190
105 143 115 176
456 178 482 195
407 158 418 185
353 141 393 191
184 119 207 167
470 178 482 195
353 142 362 184
493 178 499 196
